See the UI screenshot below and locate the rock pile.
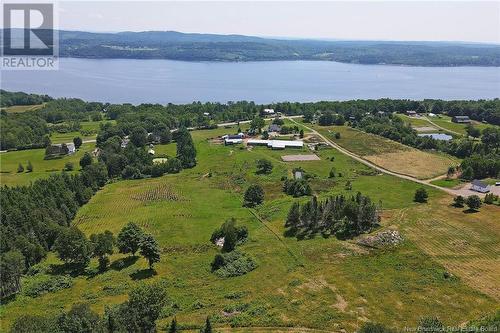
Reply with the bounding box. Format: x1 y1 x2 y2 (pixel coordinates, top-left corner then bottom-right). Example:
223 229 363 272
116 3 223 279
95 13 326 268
358 230 403 247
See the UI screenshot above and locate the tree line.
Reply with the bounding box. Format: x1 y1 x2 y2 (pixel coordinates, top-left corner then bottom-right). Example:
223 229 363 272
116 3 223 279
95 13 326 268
0 166 108 298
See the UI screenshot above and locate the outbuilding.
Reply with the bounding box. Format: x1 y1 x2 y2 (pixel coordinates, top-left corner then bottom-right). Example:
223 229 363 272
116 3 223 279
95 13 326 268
471 179 490 193
452 115 471 123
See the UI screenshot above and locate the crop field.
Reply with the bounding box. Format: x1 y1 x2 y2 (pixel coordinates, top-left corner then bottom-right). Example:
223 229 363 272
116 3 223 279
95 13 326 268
0 143 94 187
312 125 459 179
1 104 44 113
1 125 498 332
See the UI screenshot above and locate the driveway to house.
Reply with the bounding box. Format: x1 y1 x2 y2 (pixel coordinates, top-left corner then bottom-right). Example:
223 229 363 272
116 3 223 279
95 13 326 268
285 116 472 197
452 182 500 198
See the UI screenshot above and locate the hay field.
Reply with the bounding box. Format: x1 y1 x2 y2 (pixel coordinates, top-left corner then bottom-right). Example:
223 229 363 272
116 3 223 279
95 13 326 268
315 125 459 179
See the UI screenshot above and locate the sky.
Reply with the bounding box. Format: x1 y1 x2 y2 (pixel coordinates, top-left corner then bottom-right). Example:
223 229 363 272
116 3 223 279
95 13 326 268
9 1 500 43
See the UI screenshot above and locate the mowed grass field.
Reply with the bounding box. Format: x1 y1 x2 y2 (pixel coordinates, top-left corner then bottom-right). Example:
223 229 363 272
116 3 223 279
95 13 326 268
0 143 94 187
1 124 498 332
312 124 459 180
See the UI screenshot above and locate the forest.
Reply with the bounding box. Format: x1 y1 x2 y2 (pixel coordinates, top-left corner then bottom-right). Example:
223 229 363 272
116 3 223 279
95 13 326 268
54 30 500 66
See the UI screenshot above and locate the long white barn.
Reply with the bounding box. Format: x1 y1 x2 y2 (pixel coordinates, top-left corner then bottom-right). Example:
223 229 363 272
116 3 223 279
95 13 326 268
247 139 303 150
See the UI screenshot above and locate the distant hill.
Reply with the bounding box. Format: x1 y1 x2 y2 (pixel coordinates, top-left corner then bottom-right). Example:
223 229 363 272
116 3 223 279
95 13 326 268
5 29 500 66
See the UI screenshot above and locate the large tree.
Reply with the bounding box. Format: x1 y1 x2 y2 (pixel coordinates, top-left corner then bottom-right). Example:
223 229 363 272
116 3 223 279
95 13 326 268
90 230 115 270
53 227 92 267
243 184 264 207
0 250 25 298
117 222 143 256
139 234 161 270
176 127 197 168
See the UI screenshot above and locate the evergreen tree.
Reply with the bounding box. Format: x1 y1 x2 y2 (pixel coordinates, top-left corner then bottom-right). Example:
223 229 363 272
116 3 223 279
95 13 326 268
222 221 237 253
176 127 197 168
202 317 212 333
285 202 300 231
73 137 83 149
17 163 24 173
117 222 143 256
168 317 178 333
461 166 474 180
140 234 161 269
26 161 33 172
57 303 103 333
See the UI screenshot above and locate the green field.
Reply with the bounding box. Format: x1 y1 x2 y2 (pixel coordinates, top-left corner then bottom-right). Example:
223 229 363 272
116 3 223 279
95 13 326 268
311 124 458 180
0 143 95 187
1 125 498 331
427 115 497 136
1 104 44 113
49 120 115 144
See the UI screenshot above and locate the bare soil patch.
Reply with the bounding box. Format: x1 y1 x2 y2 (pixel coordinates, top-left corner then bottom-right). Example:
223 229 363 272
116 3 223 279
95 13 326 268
281 154 321 162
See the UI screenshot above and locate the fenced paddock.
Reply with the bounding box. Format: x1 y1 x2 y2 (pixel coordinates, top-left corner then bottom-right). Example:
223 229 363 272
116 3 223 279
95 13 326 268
281 154 320 162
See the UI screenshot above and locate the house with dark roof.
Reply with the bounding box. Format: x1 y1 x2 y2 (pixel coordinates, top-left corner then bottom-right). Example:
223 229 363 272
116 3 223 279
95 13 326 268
452 115 471 123
268 124 281 133
471 179 490 193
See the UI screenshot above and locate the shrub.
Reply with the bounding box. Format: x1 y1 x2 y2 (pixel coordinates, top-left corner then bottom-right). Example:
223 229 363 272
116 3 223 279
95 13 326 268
414 188 428 203
466 195 482 211
64 162 74 171
211 251 257 278
23 275 73 298
453 195 465 207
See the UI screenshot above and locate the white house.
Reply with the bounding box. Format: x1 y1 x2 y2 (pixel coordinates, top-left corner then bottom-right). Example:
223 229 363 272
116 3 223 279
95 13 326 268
263 108 275 115
471 179 490 193
67 143 76 154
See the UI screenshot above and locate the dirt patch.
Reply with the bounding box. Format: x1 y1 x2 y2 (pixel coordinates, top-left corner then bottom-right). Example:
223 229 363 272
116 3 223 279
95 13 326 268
414 126 438 132
364 150 456 179
281 154 321 162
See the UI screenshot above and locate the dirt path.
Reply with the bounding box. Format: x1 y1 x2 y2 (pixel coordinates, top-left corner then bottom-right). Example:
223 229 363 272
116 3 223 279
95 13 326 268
286 117 463 196
422 116 463 136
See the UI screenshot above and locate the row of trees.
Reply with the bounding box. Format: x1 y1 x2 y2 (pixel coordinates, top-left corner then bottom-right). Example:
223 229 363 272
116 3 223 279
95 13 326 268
285 193 380 239
0 164 109 298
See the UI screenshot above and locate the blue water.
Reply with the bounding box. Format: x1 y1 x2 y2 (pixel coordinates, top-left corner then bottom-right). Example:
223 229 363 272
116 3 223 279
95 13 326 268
418 133 454 141
2 58 499 104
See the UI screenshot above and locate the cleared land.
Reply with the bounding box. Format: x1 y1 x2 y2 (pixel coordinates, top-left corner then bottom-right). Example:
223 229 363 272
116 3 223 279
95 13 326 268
1 124 498 332
281 154 320 161
1 104 44 113
0 143 94 187
313 125 458 180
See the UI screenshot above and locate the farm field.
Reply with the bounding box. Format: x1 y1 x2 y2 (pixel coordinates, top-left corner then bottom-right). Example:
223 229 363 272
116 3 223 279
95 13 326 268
1 125 498 332
49 120 115 143
1 104 44 113
427 115 497 136
0 143 94 187
312 124 459 179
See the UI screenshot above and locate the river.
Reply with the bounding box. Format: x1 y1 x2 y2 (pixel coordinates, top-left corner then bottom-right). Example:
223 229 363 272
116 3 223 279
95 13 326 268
2 58 499 104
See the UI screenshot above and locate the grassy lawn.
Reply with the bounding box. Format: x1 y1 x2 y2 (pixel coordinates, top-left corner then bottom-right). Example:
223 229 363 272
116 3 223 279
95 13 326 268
429 115 498 136
0 143 95 187
430 178 463 188
1 126 498 331
312 125 458 180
